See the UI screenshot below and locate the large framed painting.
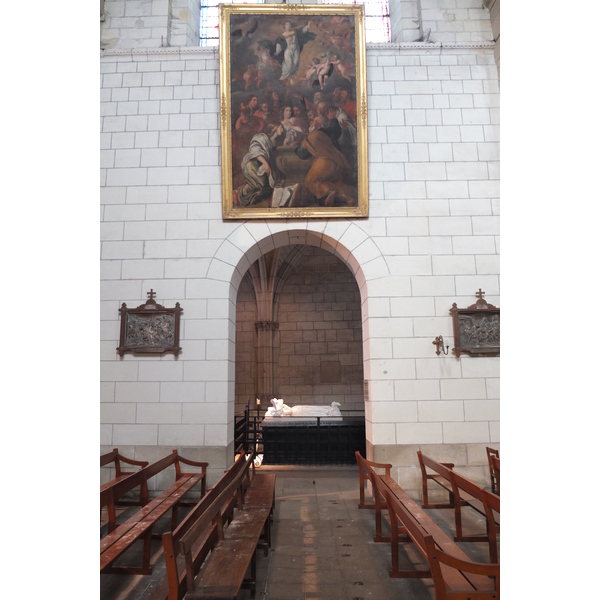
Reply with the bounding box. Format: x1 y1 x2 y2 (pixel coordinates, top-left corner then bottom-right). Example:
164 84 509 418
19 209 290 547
219 4 368 220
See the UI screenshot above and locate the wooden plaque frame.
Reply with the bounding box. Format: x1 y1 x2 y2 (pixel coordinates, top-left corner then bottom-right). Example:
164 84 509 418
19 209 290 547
450 290 500 357
117 291 182 357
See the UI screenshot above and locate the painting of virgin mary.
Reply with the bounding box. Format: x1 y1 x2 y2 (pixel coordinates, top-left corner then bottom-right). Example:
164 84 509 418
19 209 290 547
220 4 368 219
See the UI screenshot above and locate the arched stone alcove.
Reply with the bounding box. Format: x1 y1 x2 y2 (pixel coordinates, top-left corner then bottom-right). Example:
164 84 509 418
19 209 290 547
235 244 365 414
219 223 391 458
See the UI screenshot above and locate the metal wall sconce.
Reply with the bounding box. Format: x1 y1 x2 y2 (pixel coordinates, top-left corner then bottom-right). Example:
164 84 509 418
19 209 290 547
432 336 449 356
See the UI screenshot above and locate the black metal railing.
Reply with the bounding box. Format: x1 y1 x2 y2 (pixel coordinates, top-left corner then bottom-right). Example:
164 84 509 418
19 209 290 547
235 407 366 465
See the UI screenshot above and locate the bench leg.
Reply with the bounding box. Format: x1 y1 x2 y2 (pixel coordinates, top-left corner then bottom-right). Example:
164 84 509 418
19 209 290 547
106 503 117 533
141 529 153 574
251 549 256 598
171 503 179 531
239 547 257 599
390 515 429 579
263 515 271 555
453 501 464 540
373 494 391 543
374 514 390 543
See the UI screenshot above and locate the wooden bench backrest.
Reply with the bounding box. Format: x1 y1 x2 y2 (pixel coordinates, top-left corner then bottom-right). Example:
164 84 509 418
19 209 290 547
417 450 455 481
368 460 391 508
161 452 251 600
100 448 149 476
355 451 392 476
417 451 458 507
100 450 180 510
486 447 499 461
178 455 253 594
355 451 392 509
384 487 429 558
141 450 178 481
490 455 500 495
450 468 499 511
170 452 248 542
100 468 144 510
384 487 500 598
100 449 119 468
486 447 499 494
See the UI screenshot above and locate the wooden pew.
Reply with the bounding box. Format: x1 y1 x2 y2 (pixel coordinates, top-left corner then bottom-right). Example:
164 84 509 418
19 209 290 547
384 487 499 599
355 451 395 542
100 450 208 575
149 453 251 600
156 452 275 600
356 452 499 598
417 451 500 561
486 447 500 495
490 455 500 496
100 448 149 503
416 452 457 510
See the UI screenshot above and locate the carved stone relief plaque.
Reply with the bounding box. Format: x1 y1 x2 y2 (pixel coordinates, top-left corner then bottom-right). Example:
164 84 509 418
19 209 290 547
450 289 499 357
117 290 182 357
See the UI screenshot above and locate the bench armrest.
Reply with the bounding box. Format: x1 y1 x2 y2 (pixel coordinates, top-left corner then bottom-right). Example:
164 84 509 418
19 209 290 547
176 456 209 469
430 545 500 576
102 449 148 476
117 455 149 468
440 462 454 469
173 451 209 479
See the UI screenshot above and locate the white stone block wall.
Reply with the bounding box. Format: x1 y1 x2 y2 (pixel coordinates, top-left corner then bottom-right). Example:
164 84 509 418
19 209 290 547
100 1 499 488
101 1 496 49
101 0 171 50
420 0 493 43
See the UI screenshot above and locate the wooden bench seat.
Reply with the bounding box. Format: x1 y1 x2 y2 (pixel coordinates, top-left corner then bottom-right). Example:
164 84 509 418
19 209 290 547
100 450 208 575
356 451 499 599
417 451 500 562
242 473 276 554
155 452 276 600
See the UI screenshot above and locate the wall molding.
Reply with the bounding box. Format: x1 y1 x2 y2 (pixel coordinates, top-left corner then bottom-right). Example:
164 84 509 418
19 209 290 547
101 40 496 58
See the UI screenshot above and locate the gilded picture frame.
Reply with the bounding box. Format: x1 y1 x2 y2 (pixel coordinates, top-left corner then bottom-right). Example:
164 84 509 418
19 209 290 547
219 4 368 220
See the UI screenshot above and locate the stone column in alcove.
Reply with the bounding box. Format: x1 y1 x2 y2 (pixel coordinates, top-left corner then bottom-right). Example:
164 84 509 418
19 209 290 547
247 252 281 403
254 320 279 401
246 246 308 405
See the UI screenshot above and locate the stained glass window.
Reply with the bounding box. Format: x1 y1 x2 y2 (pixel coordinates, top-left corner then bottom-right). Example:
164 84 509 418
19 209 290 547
199 0 390 47
320 0 390 44
199 0 265 47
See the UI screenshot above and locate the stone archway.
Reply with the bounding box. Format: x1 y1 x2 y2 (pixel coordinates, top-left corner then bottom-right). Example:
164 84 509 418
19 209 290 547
212 223 391 463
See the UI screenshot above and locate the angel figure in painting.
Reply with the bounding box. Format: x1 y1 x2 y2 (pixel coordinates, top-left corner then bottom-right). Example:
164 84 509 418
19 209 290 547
275 20 316 83
329 53 356 82
302 56 334 90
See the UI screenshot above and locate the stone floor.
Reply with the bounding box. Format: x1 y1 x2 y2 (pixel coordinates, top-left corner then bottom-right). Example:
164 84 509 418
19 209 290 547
100 465 495 600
